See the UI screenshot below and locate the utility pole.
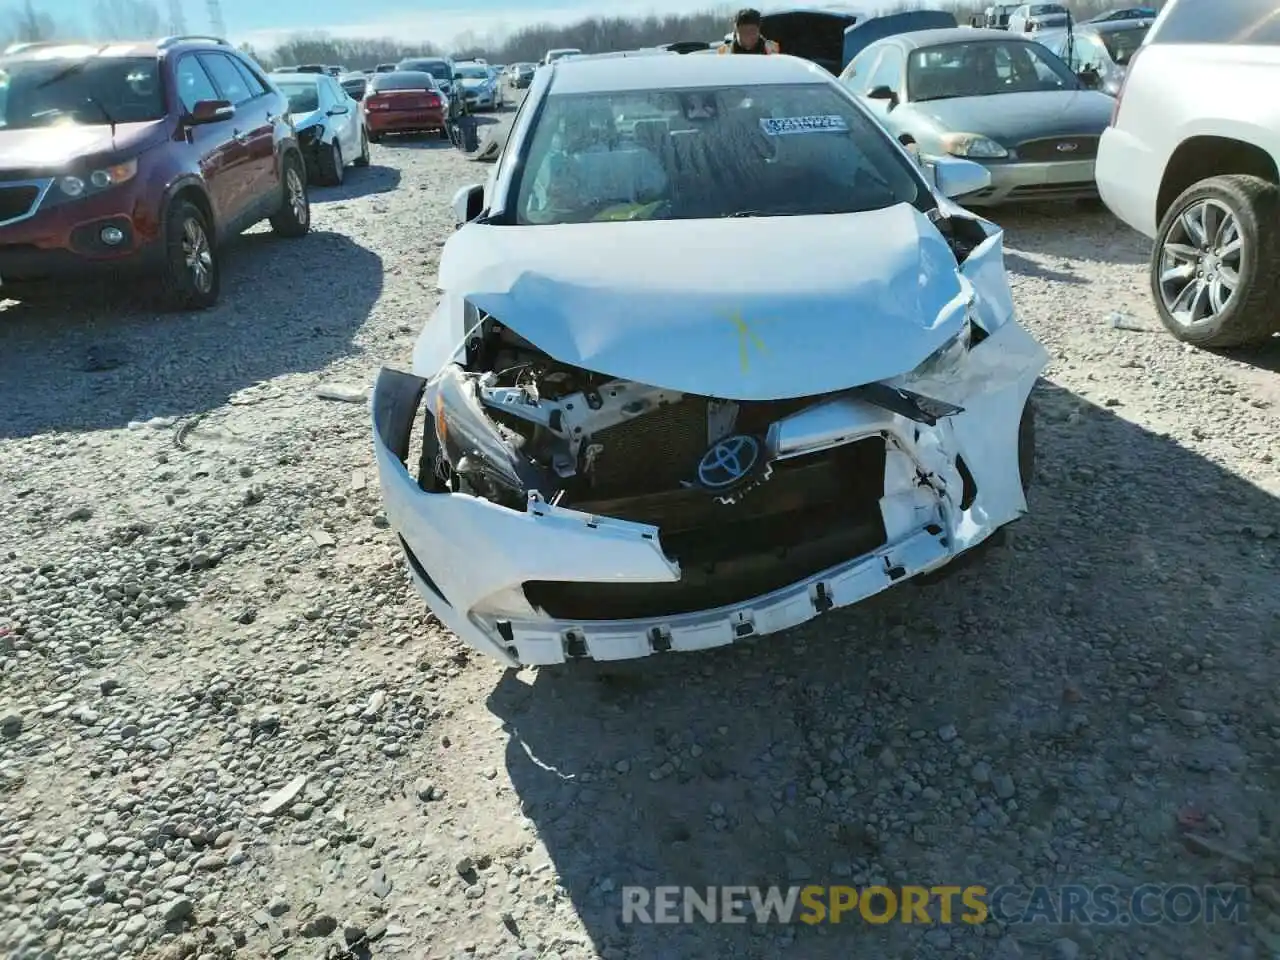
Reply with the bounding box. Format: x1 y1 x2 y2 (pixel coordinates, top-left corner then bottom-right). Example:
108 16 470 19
166 0 186 35
206 0 225 38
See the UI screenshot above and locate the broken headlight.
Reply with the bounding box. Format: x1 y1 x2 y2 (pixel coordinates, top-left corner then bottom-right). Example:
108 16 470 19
431 365 550 501
911 314 972 379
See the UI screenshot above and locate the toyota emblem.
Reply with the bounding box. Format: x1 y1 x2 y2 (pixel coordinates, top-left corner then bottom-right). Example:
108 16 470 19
1056 142 1079 152
696 434 761 490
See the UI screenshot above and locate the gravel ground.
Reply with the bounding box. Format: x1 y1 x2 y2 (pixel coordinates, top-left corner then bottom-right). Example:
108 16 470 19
2 94 1280 960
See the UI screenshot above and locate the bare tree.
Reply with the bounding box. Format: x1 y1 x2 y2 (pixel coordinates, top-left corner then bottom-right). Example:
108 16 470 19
252 1 1167 73
91 0 162 40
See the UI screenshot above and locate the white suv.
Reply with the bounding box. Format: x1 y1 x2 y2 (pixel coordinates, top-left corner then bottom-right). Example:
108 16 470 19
1096 0 1280 348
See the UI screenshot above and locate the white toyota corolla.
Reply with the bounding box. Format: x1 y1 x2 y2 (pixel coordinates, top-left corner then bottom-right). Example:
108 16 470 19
371 51 1048 667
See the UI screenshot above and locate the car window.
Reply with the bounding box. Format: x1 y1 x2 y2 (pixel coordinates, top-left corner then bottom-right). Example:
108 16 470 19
839 48 880 93
1099 25 1150 64
867 47 904 92
1153 0 1280 44
277 80 320 113
0 55 166 128
370 71 437 92
230 57 266 98
907 39 1077 101
1072 35 1109 70
514 82 922 225
1039 33 1067 57
198 53 252 105
175 54 220 113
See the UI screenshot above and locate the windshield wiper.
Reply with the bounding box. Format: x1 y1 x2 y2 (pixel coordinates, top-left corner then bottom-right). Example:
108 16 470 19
33 46 109 91
723 208 820 218
84 95 117 140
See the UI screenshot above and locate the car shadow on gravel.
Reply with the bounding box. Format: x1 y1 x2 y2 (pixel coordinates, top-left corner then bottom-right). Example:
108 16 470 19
384 115 503 152
313 164 402 202
485 381 1279 959
0 230 381 439
996 203 1151 268
1210 337 1280 374
1004 251 1085 285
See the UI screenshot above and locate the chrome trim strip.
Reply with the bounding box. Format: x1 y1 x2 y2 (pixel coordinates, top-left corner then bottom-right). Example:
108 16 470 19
0 178 55 228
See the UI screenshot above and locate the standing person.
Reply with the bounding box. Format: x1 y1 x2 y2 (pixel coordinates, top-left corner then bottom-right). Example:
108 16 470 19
717 8 781 55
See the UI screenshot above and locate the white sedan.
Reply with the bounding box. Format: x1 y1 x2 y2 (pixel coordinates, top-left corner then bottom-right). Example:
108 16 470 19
371 51 1048 668
273 72 368 185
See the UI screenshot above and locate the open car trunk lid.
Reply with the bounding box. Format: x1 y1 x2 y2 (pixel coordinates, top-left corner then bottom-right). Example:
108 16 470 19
841 10 959 68
759 7 861 73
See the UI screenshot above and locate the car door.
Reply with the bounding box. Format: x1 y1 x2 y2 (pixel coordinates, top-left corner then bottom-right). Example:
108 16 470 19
174 53 243 230
197 53 274 221
324 78 360 157
228 56 283 207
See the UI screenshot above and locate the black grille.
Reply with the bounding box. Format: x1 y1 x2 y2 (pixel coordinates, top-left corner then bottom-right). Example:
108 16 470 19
524 438 888 621
1016 136 1099 162
589 396 709 497
0 185 39 223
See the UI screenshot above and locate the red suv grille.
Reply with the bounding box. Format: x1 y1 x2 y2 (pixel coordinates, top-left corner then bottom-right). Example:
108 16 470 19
0 185 41 224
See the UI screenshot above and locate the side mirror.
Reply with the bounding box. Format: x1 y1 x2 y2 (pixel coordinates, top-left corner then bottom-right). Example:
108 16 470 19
451 183 484 228
327 104 350 115
932 156 991 199
189 99 234 124
866 85 898 109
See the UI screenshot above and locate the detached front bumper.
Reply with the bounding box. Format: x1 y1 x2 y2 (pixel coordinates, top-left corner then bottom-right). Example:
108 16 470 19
371 319 1045 667
950 157 1098 206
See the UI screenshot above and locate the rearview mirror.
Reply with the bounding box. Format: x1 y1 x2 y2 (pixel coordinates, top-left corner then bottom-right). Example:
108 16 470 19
932 156 991 200
327 104 350 115
189 99 234 124
1076 67 1101 89
866 85 898 109
451 183 484 228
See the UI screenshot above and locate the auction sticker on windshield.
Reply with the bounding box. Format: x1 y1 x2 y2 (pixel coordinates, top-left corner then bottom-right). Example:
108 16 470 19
759 115 848 136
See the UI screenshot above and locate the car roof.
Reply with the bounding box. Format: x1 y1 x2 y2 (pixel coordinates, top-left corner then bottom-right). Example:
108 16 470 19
0 38 235 61
272 72 325 83
548 51 834 94
891 26 1033 48
1088 18 1152 32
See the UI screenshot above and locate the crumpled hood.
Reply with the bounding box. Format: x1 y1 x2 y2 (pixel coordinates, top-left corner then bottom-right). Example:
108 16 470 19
289 109 323 130
443 203 972 401
459 78 488 88
911 89 1114 145
0 120 166 174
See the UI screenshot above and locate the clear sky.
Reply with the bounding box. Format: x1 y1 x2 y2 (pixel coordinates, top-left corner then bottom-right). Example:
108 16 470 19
39 0 737 48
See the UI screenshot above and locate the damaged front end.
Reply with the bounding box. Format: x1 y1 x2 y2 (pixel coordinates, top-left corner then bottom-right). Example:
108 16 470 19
372 219 1046 667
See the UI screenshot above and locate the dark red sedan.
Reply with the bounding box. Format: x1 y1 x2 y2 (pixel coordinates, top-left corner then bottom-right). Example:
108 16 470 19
363 71 449 142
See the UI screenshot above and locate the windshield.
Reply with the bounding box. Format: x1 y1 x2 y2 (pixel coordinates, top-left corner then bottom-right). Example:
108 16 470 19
277 81 320 113
514 82 921 225
456 65 489 79
908 39 1077 100
402 60 450 80
371 72 435 92
1099 25 1149 64
0 55 164 129
1030 4 1065 13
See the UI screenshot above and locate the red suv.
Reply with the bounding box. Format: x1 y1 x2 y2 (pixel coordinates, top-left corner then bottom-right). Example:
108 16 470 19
0 36 312 310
